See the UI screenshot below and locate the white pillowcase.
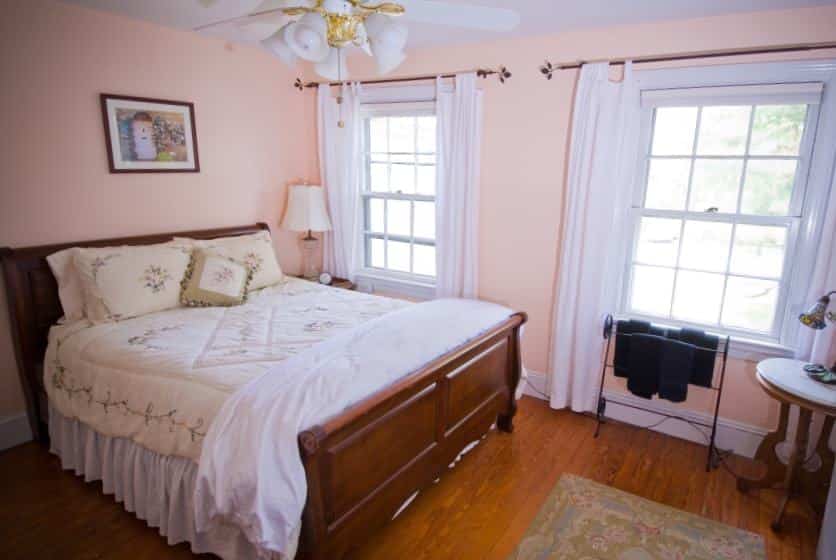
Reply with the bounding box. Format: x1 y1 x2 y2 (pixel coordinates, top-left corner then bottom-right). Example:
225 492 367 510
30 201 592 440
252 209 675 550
177 231 283 290
46 248 85 323
74 241 193 323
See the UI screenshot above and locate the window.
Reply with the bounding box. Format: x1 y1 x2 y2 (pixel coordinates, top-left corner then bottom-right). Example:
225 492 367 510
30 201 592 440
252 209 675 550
361 103 437 281
623 83 823 342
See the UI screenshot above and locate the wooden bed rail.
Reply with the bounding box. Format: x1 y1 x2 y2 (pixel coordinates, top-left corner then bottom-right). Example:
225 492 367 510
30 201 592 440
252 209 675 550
297 312 526 560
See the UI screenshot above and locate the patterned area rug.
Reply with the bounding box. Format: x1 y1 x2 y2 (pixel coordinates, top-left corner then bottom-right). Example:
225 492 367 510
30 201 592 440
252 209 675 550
509 474 765 560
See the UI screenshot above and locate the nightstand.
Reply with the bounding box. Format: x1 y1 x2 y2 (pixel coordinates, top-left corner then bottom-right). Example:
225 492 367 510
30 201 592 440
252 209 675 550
329 277 356 290
737 358 835 531
293 275 356 291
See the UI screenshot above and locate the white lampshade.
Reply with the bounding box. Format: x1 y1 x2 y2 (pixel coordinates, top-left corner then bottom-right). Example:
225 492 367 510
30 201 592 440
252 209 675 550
363 14 407 74
314 47 347 80
262 24 298 67
281 185 332 233
284 13 330 62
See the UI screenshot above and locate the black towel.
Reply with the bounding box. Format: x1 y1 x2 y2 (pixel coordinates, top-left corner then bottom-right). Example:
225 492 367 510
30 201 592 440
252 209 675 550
658 338 696 402
627 333 664 399
614 319 651 377
680 328 719 388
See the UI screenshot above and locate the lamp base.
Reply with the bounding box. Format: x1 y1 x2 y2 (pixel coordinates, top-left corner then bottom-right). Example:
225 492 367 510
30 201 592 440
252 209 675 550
301 236 321 280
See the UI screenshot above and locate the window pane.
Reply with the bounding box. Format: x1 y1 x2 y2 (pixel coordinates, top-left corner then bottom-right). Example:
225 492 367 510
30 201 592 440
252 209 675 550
630 265 674 316
729 225 787 279
386 199 411 237
369 237 385 268
679 221 732 273
740 159 797 216
391 153 415 164
696 106 751 156
370 163 388 192
688 159 743 213
389 117 415 153
749 105 807 156
368 198 384 233
413 201 435 240
645 158 690 210
651 107 697 156
413 244 436 277
390 164 415 194
721 277 778 332
387 240 410 272
417 165 436 195
369 118 387 153
417 154 436 165
417 117 436 153
635 217 681 267
672 270 724 324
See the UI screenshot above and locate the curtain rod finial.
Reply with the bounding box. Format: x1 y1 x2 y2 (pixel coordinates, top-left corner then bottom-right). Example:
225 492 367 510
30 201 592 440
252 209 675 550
540 60 555 80
476 65 512 84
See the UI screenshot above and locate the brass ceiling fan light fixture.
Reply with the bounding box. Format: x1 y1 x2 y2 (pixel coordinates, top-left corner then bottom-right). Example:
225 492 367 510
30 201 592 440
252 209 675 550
197 0 521 81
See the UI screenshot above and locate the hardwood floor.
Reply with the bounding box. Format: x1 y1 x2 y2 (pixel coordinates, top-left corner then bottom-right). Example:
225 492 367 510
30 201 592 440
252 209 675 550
0 397 820 559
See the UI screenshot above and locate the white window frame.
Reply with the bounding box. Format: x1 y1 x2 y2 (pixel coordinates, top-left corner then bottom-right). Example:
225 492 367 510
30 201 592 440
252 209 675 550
356 101 437 299
618 59 836 359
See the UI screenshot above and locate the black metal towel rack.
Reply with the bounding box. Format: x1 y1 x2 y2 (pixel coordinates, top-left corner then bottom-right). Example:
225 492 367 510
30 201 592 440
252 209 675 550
593 314 731 472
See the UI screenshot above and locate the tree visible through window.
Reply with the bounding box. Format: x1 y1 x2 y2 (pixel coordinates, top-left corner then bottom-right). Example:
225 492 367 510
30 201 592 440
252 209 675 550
624 88 819 340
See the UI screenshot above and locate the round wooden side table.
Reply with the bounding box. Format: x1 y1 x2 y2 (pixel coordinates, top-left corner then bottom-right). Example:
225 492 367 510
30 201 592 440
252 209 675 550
737 358 836 531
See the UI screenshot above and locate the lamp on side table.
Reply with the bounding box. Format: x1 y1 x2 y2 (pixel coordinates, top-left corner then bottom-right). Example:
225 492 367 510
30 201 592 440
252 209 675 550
281 184 332 280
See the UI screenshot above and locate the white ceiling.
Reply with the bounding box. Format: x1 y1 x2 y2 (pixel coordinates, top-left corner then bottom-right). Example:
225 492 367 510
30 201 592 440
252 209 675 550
62 0 836 48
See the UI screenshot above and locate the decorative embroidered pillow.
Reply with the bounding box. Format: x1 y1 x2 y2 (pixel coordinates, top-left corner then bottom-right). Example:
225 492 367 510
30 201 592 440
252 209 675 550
180 250 252 307
74 241 193 323
46 247 86 322
177 231 283 290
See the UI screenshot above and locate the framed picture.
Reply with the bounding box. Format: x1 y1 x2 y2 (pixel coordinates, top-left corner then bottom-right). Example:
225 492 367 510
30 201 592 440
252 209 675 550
100 93 200 173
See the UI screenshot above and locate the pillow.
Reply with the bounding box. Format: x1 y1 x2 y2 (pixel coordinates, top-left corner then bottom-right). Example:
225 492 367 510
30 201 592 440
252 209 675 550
177 231 283 290
74 241 192 323
46 248 85 322
180 249 252 307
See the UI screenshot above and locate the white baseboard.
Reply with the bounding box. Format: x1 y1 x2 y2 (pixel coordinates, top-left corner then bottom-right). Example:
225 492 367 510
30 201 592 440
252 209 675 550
521 370 766 458
0 414 33 451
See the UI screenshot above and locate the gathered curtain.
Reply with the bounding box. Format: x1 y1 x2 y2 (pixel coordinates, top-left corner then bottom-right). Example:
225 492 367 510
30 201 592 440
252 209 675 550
318 83 363 281
797 169 836 560
547 62 640 412
435 73 483 299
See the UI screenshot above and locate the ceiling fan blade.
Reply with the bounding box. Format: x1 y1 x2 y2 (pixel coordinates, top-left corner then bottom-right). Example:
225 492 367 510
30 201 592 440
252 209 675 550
197 10 288 42
397 0 520 32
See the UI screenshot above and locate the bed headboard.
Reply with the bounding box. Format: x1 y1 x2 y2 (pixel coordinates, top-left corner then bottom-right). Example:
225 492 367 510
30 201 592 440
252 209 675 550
0 222 270 441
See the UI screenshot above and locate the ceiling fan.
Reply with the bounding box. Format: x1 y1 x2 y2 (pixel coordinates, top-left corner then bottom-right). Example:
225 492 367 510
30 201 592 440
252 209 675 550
196 0 520 80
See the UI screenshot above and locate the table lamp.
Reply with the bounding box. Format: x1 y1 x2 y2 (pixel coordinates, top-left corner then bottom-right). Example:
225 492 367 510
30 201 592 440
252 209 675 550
281 184 332 280
798 290 836 384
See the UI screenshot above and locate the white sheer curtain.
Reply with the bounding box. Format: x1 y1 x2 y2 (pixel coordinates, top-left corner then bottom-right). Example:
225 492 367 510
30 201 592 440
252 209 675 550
435 73 483 298
318 83 363 281
797 170 836 560
548 62 640 412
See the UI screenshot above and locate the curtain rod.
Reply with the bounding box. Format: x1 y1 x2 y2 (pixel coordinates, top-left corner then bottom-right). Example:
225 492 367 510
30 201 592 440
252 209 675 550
294 66 511 91
540 41 836 78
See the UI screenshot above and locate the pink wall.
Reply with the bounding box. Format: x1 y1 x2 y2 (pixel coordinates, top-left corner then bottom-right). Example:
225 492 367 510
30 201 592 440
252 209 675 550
342 5 836 430
2 0 835 432
0 0 316 417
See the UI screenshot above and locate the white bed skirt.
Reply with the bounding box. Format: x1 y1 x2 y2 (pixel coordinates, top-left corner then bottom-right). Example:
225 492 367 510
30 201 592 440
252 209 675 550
48 404 273 560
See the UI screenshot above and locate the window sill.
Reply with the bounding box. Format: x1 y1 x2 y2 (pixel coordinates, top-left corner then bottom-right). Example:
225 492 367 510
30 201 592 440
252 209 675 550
725 337 794 362
354 270 435 301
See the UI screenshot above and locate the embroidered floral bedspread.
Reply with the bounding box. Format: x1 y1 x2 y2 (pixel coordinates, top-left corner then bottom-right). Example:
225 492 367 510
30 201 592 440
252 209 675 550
44 278 408 461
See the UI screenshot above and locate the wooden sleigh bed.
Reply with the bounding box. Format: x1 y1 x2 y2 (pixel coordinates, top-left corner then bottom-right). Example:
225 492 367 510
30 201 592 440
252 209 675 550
1 223 527 560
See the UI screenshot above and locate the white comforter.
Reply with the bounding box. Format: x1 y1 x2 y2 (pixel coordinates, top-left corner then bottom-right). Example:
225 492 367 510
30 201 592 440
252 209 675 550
194 298 515 559
44 278 408 461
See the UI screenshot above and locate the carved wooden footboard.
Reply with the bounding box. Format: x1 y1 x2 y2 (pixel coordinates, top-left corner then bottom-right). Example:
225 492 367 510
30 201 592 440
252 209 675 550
297 312 526 560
